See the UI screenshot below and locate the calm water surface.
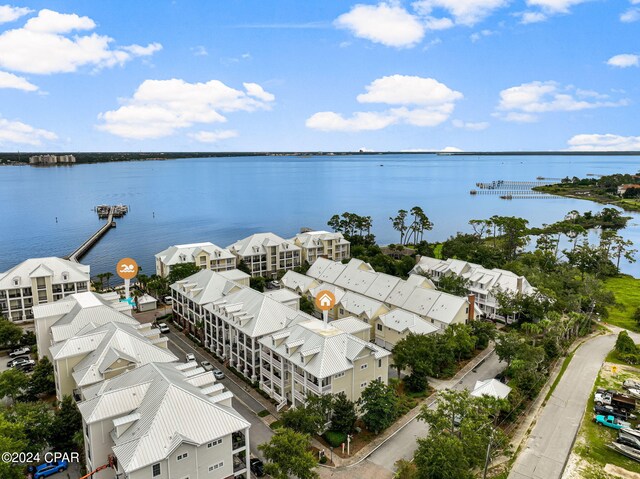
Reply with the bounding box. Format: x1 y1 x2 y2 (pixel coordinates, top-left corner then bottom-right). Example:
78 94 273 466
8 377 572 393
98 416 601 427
1 154 638 277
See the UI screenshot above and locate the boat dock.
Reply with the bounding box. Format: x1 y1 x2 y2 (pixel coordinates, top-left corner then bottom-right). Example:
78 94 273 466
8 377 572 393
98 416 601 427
67 205 127 262
470 179 556 199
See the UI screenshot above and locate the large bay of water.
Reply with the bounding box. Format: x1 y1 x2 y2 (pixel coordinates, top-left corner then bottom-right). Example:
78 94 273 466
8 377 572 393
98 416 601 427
1 154 638 277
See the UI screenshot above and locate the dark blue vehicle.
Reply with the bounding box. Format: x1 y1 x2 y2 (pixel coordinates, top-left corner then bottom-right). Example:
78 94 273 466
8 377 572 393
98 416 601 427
33 460 68 478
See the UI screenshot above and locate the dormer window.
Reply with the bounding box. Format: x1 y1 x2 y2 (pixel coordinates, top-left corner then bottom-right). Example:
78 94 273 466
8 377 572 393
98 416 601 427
62 271 69 281
12 276 20 286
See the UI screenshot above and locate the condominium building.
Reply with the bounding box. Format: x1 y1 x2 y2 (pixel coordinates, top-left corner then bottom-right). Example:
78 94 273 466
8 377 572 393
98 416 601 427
374 309 439 350
155 242 236 277
411 256 535 321
49 321 177 401
78 362 251 479
0 257 90 322
283 257 474 336
291 230 351 264
227 233 301 277
33 291 136 360
258 318 390 407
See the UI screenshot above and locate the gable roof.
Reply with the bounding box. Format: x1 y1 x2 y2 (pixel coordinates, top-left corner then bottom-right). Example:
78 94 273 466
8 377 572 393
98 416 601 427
292 230 349 248
378 309 439 335
281 271 317 294
0 257 90 289
155 242 234 266
471 379 512 399
79 362 250 474
170 269 240 305
227 232 299 256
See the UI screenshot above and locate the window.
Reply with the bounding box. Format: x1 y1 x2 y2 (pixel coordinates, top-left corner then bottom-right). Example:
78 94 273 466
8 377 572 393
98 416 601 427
177 452 188 461
334 372 345 379
207 438 222 448
360 381 368 388
339 308 344 315
378 359 382 367
208 461 224 472
376 324 382 331
360 364 368 370
152 464 161 477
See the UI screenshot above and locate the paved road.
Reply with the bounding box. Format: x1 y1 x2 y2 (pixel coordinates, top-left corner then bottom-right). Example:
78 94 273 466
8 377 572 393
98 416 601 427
508 333 616 479
367 350 506 471
163 326 274 459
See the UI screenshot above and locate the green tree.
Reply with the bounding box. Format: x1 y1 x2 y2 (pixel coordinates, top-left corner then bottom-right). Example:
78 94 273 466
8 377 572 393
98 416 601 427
5 402 54 454
414 434 474 479
442 324 476 362
495 332 523 368
436 274 471 296
258 428 318 479
634 307 640 326
167 262 201 284
250 276 266 292
281 405 324 436
394 459 418 479
615 331 638 355
330 393 357 434
0 412 28 479
0 368 29 403
27 356 56 399
390 209 409 245
49 395 83 452
299 295 315 315
0 317 23 348
359 379 399 434
237 259 251 275
470 320 496 350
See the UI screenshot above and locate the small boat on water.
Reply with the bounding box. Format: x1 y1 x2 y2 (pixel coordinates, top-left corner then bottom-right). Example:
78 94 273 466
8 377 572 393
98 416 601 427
609 441 640 462
500 195 513 200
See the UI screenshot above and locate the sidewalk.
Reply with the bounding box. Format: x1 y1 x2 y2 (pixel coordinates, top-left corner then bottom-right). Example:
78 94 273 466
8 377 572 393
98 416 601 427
322 344 497 469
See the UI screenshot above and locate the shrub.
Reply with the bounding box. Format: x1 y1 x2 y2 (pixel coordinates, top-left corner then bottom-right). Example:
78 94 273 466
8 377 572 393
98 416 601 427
323 431 347 448
257 410 270 418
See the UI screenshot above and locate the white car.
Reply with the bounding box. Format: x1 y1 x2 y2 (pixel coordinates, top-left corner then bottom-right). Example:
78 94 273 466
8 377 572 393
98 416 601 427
9 346 31 358
186 353 196 362
158 323 170 333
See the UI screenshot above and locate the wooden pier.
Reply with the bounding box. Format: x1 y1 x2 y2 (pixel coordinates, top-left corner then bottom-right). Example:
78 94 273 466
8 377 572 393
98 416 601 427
68 205 126 262
470 178 556 199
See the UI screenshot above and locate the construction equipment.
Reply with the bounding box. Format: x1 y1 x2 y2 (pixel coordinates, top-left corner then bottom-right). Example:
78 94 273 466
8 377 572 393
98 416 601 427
78 455 117 479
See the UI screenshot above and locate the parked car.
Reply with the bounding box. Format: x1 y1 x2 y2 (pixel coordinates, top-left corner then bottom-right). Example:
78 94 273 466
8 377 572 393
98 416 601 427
158 323 170 334
618 428 640 450
6 356 28 367
594 404 636 421
201 361 214 372
33 460 68 478
9 357 35 369
15 361 35 373
212 369 225 380
9 346 31 357
250 458 265 477
185 353 196 362
595 414 630 430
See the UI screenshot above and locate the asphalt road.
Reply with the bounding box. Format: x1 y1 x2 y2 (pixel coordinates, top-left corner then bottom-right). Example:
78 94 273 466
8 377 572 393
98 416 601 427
162 326 274 459
508 333 616 479
367 350 506 471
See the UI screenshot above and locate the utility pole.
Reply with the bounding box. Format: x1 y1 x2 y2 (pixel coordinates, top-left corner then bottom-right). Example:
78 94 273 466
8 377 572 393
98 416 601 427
483 427 495 479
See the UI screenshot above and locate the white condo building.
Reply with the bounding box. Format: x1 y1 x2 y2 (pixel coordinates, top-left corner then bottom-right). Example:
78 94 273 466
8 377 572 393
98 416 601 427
291 230 351 264
258 318 390 407
411 256 535 321
0 257 90 322
78 362 251 479
227 233 301 277
155 242 236 277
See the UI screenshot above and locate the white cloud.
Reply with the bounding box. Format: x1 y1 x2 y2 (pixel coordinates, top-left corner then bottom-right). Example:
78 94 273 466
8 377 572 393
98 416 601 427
519 11 548 23
335 2 425 48
607 54 639 68
0 5 31 24
356 74 463 105
98 79 275 139
440 146 464 152
305 111 398 132
0 9 162 74
470 29 495 42
188 129 239 143
243 82 275 102
526 0 589 14
496 81 627 122
413 0 509 27
452 119 490 130
620 8 640 22
424 16 454 30
0 71 38 91
307 74 462 132
192 45 208 56
0 116 57 145
566 134 640 151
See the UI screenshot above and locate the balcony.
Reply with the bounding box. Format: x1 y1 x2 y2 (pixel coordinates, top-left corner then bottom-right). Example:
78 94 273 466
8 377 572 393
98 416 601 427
232 431 246 451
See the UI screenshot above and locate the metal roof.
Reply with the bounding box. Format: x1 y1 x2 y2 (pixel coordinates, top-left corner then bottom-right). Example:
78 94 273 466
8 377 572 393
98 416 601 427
155 242 234 266
378 309 439 335
0 257 90 289
227 232 300 256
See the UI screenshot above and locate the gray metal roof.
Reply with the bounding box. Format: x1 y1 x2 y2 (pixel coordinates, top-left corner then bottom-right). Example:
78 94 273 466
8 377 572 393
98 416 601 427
155 242 234 266
0 257 90 289
227 232 300 256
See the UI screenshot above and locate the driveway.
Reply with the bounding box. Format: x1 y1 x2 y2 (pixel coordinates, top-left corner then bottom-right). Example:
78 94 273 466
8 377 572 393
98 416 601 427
161 325 274 459
366 350 506 472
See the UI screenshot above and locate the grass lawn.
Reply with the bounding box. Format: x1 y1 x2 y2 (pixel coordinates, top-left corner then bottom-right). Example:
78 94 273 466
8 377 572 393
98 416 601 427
573 365 640 474
604 275 640 332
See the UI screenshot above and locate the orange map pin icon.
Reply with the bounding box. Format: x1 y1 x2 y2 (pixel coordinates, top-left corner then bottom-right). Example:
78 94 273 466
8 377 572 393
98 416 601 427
117 258 138 280
315 290 336 311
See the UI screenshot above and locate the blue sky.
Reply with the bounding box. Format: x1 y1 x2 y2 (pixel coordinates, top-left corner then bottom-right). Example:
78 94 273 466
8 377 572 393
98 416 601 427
0 0 638 152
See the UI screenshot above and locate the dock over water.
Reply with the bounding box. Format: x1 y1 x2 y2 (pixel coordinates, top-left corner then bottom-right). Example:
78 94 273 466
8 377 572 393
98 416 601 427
67 205 128 262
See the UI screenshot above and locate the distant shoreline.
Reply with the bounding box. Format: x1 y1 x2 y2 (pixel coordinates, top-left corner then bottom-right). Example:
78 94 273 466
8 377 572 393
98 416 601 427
1 150 639 166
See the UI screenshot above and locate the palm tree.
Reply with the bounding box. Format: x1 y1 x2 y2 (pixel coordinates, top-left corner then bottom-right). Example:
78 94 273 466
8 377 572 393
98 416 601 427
104 272 114 290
